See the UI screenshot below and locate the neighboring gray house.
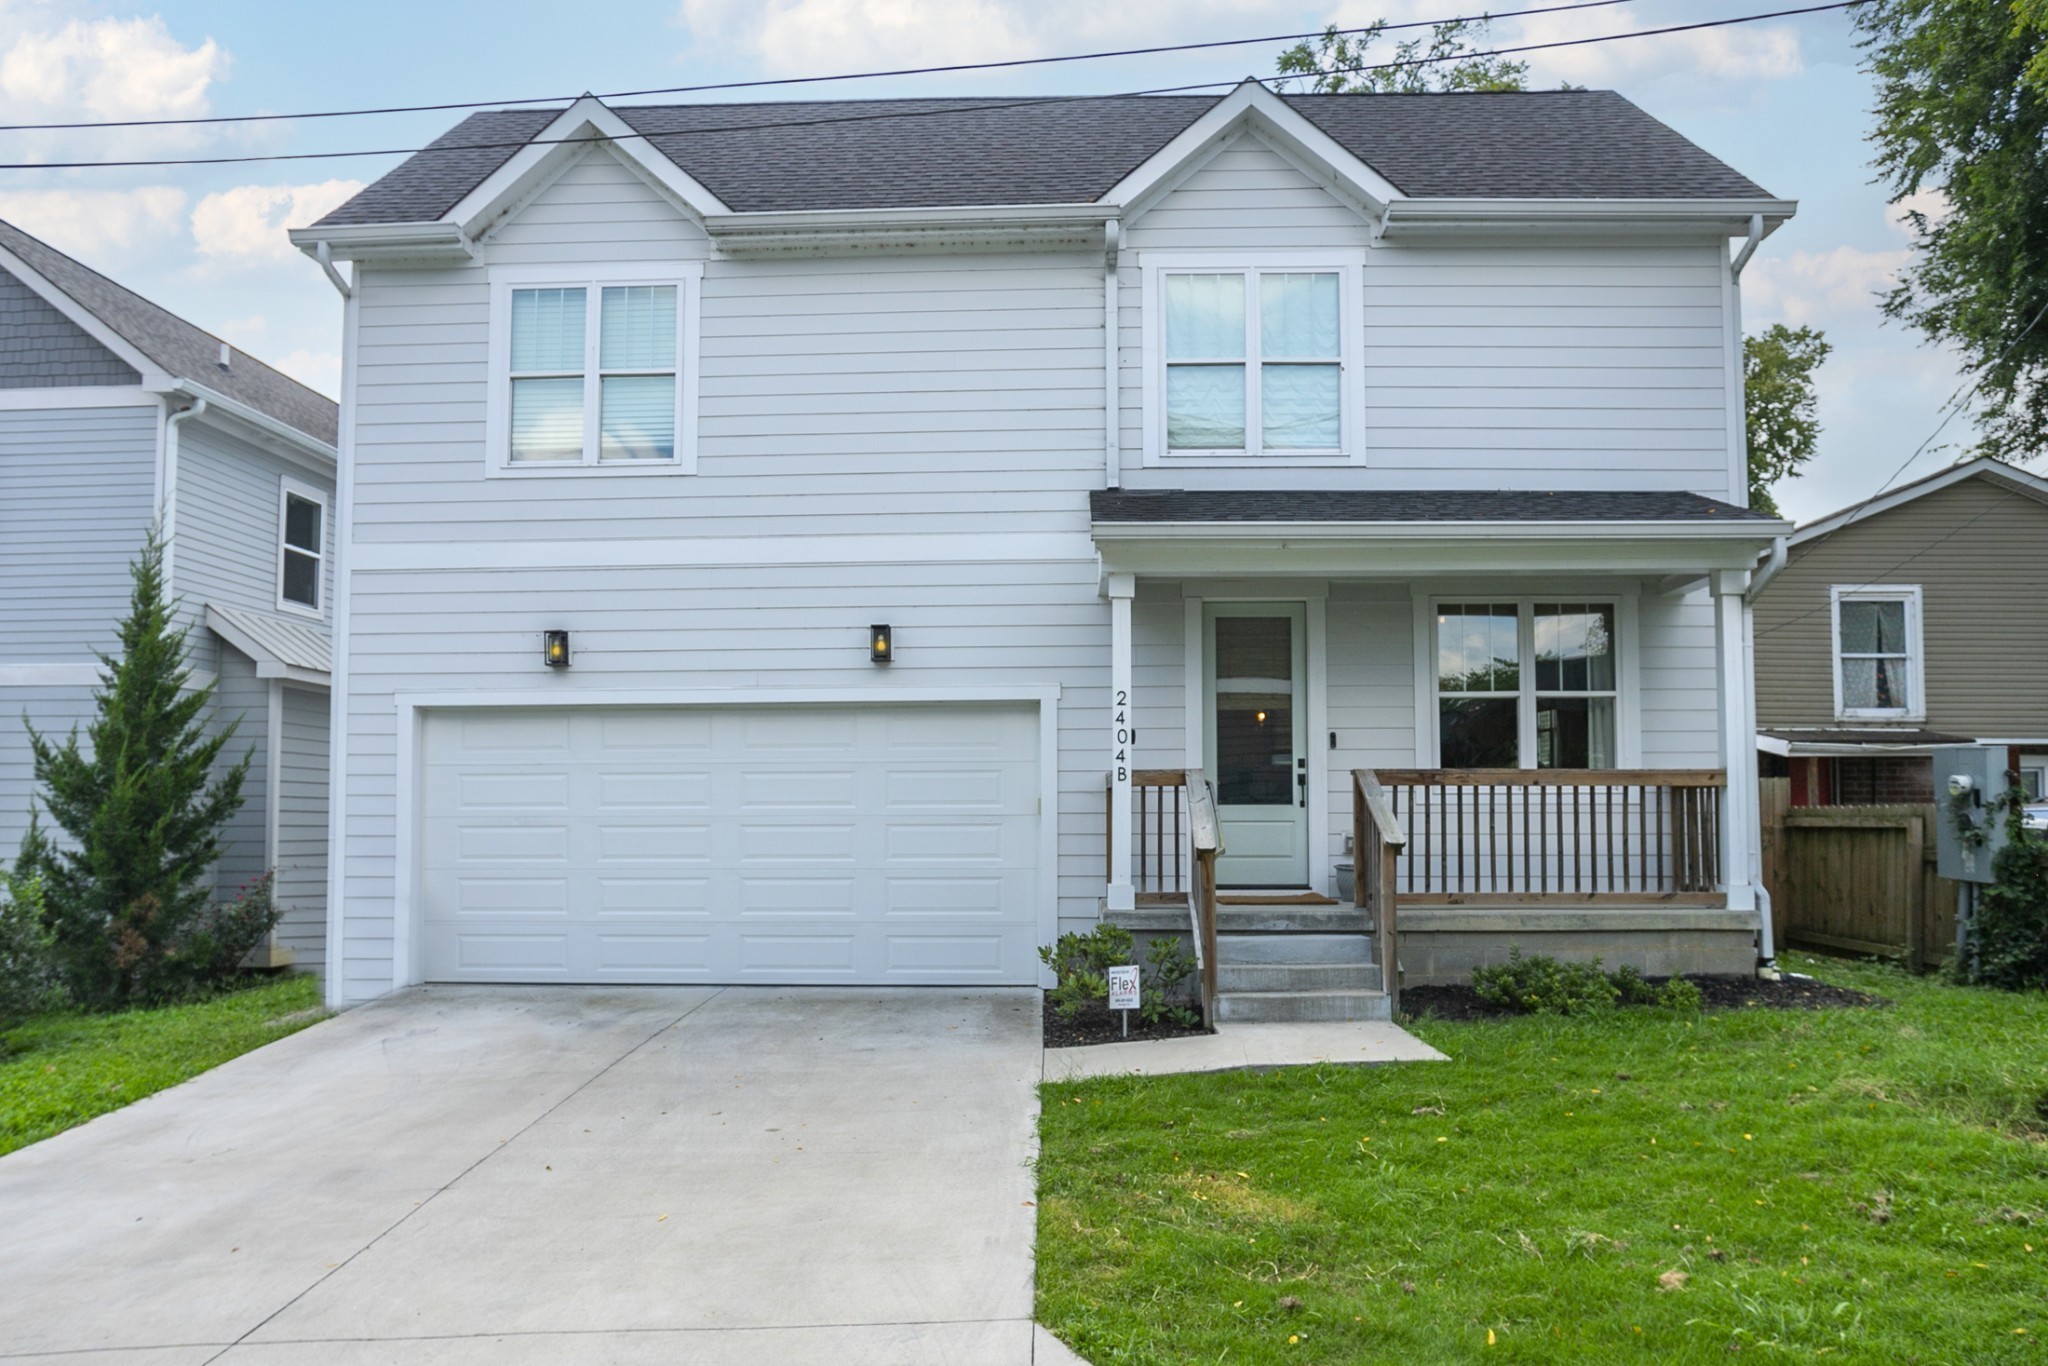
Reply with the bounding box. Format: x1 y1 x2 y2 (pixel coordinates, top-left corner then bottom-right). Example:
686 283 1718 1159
1754 457 2048 806
0 219 339 971
294 85 1793 1010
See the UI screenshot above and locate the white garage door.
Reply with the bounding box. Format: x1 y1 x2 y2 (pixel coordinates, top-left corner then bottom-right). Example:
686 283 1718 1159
418 703 1041 984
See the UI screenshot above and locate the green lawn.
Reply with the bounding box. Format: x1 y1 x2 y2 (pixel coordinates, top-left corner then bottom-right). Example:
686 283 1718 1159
0 974 326 1156
1037 954 2048 1364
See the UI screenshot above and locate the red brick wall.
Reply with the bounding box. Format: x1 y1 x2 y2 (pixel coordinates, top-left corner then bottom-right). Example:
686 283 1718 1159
1825 755 1934 806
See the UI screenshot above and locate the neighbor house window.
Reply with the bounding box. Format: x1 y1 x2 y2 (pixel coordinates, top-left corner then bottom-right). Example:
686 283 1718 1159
1831 586 1923 719
277 478 325 615
1434 601 1618 768
1159 266 1350 457
490 267 698 474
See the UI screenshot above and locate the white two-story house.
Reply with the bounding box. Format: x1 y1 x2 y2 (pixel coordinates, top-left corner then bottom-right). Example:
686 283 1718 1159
295 84 1792 1012
0 219 339 972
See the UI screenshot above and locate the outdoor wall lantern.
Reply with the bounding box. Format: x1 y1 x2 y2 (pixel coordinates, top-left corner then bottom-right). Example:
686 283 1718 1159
870 624 893 664
543 630 571 668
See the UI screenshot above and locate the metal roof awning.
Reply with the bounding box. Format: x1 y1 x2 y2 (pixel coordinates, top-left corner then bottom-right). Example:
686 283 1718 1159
205 604 332 687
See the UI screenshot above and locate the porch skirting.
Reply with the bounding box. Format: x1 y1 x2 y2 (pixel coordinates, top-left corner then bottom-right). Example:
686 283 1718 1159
1396 904 1760 984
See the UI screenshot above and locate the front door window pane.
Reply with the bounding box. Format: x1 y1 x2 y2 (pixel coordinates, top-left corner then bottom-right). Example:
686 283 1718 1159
1214 616 1294 806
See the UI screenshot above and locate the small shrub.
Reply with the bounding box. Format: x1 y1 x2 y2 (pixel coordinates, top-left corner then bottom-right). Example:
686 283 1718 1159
171 871 282 993
1966 802 2048 992
0 869 61 1036
1040 924 1201 1028
1473 947 1620 1016
1472 949 1705 1016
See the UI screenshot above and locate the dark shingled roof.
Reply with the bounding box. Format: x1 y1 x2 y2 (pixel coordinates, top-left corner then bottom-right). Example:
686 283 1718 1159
315 90 1772 227
1091 489 1777 525
1761 728 1976 749
0 219 337 447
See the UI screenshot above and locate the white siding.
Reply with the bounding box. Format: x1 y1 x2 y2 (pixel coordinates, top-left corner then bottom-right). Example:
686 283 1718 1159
1639 587 1723 769
0 684 95 861
0 404 157 660
209 651 268 902
1117 138 1734 499
276 682 328 971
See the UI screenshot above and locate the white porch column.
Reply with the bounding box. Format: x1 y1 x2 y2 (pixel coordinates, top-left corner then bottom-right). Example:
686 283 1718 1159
1107 572 1136 912
1712 569 1758 912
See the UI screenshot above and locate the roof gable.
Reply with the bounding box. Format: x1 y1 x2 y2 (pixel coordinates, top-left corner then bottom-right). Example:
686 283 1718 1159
0 265 139 388
1788 457 2048 547
0 218 337 447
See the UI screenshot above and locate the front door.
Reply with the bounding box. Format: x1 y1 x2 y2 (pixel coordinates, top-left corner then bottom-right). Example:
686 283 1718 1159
1205 603 1309 887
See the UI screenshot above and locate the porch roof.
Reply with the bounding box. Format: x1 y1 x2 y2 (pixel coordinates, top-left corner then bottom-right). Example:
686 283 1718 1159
1758 726 1974 758
1091 488 1775 526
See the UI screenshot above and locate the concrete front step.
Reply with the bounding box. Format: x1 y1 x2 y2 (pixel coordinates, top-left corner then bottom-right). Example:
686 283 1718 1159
1215 905 1367 934
1217 961 1381 993
1214 988 1392 1023
1216 932 1373 965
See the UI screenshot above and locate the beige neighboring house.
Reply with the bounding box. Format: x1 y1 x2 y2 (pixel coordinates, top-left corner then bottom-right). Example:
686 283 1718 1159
1754 456 2048 807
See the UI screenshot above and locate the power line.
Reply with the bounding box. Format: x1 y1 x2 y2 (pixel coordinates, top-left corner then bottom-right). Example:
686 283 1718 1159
0 1 1866 171
0 0 1648 134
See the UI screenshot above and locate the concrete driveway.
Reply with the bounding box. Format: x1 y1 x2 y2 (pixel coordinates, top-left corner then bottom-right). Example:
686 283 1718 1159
0 987 1047 1365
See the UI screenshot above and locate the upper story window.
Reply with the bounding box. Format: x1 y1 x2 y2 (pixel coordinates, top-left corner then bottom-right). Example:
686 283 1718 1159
487 265 700 476
277 477 326 616
1832 585 1923 720
1434 601 1620 768
1146 258 1359 464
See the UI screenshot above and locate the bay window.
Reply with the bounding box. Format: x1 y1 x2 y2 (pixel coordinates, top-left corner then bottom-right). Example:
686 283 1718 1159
1435 600 1619 769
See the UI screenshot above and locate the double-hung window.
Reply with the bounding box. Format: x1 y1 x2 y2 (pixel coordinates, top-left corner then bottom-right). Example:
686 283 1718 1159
491 267 698 473
1831 586 1922 719
1434 601 1620 768
276 478 326 616
1157 265 1352 459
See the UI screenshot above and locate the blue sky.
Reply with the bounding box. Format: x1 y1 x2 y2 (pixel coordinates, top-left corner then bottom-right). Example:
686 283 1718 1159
0 0 1969 521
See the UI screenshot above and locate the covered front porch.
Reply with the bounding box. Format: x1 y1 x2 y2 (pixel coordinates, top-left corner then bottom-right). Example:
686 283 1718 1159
1090 488 1788 1017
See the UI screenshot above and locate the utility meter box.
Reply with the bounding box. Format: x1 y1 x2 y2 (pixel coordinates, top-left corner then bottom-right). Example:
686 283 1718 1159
1934 744 2012 884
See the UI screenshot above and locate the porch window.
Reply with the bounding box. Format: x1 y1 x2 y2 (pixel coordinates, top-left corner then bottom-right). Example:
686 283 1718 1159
1435 601 1618 768
1832 586 1922 719
1163 269 1344 456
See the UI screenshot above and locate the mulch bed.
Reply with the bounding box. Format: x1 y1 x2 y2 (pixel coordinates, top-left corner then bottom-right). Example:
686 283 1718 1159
1043 995 1211 1048
1400 974 1887 1022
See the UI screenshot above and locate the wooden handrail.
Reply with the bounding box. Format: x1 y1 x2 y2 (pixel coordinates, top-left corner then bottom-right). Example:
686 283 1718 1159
1186 776 1220 1025
1105 767 1221 1027
1352 770 1407 1015
1374 768 1726 788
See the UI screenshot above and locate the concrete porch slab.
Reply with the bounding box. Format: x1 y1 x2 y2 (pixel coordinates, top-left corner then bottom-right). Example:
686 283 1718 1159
1042 1019 1446 1081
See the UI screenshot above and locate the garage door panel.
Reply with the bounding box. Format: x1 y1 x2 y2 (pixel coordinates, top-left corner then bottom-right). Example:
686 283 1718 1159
421 704 1040 985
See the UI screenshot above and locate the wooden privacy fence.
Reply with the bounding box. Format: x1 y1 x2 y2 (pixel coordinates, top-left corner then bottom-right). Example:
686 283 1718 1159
1759 779 1958 969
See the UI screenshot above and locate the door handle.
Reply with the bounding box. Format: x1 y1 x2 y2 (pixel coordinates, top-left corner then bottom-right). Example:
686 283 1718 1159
1297 768 1308 808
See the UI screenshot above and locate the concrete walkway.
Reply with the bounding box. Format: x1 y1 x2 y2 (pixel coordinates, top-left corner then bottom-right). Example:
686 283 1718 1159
0 987 1047 1365
1044 1019 1447 1081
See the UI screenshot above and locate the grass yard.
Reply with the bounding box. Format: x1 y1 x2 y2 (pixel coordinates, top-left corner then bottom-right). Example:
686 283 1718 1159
0 974 325 1157
1037 954 2048 1364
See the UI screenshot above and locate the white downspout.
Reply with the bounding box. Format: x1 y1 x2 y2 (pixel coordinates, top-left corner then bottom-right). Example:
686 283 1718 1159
1729 212 1764 280
1744 532 1788 974
1103 220 1121 488
312 241 353 300
161 398 209 595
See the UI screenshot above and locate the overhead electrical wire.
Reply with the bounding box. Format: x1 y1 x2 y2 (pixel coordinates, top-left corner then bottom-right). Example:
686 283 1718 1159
0 0 1867 170
0 0 1651 133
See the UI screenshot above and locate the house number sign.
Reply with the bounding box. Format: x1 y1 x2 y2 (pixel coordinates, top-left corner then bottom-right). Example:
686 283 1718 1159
1113 688 1129 784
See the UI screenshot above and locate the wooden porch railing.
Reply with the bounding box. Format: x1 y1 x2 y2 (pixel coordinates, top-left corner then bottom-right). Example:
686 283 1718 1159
1351 769 1408 1015
1370 769 1727 903
1105 769 1221 1026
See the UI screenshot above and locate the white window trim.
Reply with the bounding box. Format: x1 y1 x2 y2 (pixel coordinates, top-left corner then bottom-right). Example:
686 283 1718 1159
484 261 703 478
1829 584 1925 722
1139 251 1365 467
276 475 328 619
1415 591 1642 770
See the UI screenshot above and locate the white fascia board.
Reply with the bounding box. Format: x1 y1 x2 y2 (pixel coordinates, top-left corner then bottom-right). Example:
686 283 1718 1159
1789 457 2048 546
1103 81 1402 220
1093 533 1778 579
706 202 1117 257
1091 517 1792 542
1381 197 1798 238
288 222 476 264
449 97 728 237
168 380 337 466
0 241 172 389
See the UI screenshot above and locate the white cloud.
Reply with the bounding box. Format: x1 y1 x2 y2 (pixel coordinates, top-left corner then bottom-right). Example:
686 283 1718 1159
1504 7 1802 86
190 180 365 265
0 185 186 254
1889 187 1950 237
0 15 226 121
677 0 1301 74
1745 245 1912 328
271 347 341 399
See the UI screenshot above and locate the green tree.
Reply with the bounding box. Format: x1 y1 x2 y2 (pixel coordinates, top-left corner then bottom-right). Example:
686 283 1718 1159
1277 18 1530 93
1857 0 2048 461
1743 323 1832 515
20 530 251 1007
